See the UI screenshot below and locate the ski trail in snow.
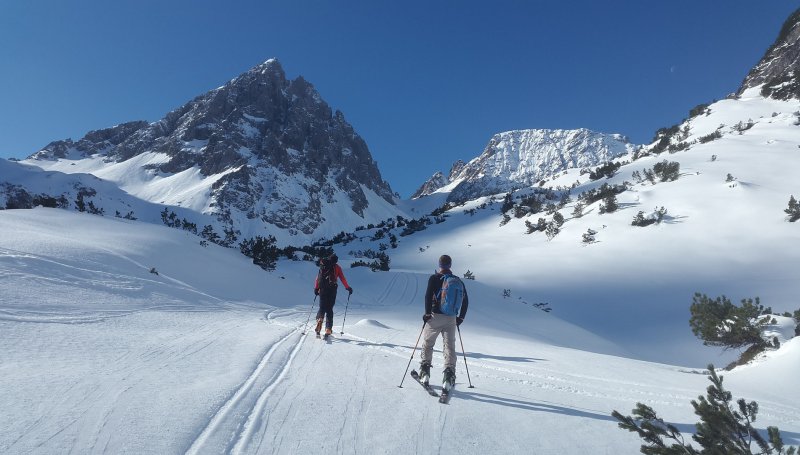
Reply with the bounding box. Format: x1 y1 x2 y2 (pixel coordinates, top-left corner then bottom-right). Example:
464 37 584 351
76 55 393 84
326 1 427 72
231 332 307 455
373 272 417 307
373 272 400 305
185 329 303 455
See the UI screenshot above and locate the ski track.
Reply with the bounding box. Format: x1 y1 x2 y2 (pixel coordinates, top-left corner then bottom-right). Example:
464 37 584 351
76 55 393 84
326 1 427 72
373 272 417 307
263 289 800 443
4 244 798 453
185 328 303 455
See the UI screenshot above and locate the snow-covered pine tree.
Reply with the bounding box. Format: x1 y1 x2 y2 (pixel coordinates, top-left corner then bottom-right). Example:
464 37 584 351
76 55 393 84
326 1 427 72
545 222 559 240
572 202 584 218
582 228 597 244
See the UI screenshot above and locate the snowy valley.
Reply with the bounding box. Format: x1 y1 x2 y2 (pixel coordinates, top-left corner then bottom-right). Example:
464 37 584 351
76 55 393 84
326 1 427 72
3 8 800 455
1 207 797 454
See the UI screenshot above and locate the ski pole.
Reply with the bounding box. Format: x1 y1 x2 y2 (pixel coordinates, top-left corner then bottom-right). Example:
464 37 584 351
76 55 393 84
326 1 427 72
301 295 318 335
457 325 475 388
398 322 427 388
339 293 351 335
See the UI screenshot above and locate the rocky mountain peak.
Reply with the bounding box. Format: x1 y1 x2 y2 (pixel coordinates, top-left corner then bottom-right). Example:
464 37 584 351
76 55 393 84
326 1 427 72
414 128 636 202
738 8 800 99
25 59 397 240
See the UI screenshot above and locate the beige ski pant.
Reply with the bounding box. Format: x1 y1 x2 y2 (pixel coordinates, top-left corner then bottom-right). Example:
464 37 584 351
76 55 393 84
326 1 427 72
420 313 457 370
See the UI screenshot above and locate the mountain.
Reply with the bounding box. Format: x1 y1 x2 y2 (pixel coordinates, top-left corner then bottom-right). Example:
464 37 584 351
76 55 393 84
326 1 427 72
3 8 800 455
410 160 465 199
738 8 800 100
1 175 797 453
23 59 400 243
412 128 636 202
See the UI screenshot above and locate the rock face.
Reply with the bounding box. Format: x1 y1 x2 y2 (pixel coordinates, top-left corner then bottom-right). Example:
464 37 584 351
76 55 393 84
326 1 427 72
411 160 465 199
28 59 397 238
414 129 636 202
738 8 800 100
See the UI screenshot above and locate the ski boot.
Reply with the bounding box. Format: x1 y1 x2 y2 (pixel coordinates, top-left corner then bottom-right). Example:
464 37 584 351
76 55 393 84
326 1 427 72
419 362 431 385
325 327 332 336
314 319 323 335
442 367 456 392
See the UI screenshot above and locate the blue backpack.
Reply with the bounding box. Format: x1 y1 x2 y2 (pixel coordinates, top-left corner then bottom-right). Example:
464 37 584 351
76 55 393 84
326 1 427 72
437 274 464 316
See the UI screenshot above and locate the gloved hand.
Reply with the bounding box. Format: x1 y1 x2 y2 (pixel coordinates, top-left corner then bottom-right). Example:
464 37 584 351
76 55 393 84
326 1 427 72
347 287 353 295
456 317 464 326
314 288 319 296
423 314 432 323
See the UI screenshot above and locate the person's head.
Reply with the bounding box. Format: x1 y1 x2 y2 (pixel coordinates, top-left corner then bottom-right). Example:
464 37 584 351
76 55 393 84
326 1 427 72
329 253 338 264
438 254 452 271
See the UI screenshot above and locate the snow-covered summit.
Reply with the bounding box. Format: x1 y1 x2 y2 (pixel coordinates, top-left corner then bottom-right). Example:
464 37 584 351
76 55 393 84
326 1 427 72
23 59 400 243
413 128 636 202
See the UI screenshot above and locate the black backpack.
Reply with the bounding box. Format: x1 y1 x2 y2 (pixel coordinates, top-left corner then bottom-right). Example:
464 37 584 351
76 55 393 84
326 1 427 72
318 258 338 291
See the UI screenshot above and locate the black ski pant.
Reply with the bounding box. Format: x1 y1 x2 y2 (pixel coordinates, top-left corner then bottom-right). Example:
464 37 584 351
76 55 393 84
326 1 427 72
316 289 337 329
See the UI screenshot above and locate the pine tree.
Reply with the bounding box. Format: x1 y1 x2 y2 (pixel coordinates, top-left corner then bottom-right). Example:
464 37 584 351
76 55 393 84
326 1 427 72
631 211 649 227
785 195 800 222
75 193 86 212
582 228 597 244
655 206 668 223
689 293 767 350
524 220 536 234
572 202 584 218
251 235 278 271
599 194 618 214
545 222 559 240
500 192 514 214
201 225 221 244
613 365 797 454
653 160 680 182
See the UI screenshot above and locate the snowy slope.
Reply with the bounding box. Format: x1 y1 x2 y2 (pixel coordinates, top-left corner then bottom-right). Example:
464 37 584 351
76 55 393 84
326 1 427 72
14 152 403 245
384 88 800 367
0 157 223 239
1 208 797 454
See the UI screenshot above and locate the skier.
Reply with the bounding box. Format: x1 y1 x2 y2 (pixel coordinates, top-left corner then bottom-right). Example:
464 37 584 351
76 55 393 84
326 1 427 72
419 254 468 391
314 254 352 337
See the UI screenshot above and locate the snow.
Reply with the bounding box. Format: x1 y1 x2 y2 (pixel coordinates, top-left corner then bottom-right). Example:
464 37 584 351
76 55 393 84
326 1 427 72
1 207 798 454
2 85 800 453
393 93 800 369
25 152 238 213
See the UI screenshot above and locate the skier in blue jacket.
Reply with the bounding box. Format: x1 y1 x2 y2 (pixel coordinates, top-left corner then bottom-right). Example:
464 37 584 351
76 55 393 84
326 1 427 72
419 254 469 389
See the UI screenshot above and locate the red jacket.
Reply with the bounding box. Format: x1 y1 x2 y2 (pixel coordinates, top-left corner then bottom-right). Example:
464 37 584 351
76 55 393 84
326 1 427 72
315 264 350 291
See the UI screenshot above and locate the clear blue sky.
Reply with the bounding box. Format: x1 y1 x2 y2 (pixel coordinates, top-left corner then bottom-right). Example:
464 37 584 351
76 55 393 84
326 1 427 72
1 1 797 197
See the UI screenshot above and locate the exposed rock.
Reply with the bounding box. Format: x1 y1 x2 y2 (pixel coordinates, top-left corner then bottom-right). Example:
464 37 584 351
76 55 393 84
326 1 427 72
738 8 800 100
27 59 396 238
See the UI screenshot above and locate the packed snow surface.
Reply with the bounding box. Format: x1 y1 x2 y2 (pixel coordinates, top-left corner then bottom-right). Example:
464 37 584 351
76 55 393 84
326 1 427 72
1 209 797 454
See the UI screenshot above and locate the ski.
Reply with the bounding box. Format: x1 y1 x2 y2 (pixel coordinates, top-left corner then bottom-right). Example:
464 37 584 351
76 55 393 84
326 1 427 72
410 370 439 397
438 387 452 404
